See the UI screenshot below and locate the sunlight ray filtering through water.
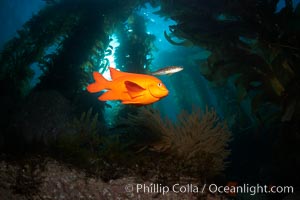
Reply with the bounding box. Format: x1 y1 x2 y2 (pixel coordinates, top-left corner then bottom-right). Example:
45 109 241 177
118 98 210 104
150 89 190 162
138 3 177 71
100 34 121 127
101 34 120 80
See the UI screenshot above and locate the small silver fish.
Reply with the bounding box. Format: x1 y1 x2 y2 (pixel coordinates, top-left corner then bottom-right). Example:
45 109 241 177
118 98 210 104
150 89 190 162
151 66 183 76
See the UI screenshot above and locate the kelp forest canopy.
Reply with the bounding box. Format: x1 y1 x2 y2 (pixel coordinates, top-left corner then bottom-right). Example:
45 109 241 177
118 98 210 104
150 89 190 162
0 0 299 125
0 0 299 189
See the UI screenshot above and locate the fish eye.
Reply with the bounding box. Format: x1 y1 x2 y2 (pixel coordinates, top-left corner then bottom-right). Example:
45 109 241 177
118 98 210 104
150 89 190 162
157 83 162 87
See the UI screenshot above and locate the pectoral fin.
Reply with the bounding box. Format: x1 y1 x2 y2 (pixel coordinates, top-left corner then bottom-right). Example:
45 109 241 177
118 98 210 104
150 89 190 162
124 81 145 98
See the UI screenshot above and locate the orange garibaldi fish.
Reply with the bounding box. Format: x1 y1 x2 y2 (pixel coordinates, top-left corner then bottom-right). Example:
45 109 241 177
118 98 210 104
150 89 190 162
87 67 169 105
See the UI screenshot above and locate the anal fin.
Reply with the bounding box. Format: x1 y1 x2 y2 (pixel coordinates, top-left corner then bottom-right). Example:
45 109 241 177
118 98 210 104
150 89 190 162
98 90 119 101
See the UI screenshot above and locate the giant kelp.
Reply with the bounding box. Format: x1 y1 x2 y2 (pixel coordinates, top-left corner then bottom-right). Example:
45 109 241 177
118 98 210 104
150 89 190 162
35 0 126 98
158 0 300 126
0 0 81 100
115 13 156 73
1 0 298 190
0 0 152 148
0 0 151 101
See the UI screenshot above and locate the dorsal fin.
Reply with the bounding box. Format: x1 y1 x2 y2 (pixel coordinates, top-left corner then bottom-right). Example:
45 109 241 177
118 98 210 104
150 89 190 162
109 67 128 80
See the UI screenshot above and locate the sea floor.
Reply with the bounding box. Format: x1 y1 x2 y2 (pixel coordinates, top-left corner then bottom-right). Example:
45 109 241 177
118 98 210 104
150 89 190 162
0 157 225 200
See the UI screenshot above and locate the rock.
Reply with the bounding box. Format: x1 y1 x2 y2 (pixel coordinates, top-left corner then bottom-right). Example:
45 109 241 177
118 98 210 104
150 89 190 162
0 157 228 200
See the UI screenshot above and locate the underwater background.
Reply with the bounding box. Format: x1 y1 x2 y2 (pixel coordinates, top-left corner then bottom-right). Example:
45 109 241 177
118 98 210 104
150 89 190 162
0 0 299 199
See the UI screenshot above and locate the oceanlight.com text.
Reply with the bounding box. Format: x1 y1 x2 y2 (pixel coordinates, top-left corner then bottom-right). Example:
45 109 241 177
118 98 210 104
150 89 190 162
208 183 294 196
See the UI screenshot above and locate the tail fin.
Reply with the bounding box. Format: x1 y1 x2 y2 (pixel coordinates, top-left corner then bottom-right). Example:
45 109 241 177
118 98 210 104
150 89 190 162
86 72 109 93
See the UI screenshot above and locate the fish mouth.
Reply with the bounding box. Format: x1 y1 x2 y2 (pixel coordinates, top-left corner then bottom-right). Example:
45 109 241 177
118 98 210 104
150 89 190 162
158 88 169 98
149 87 169 98
163 89 169 96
